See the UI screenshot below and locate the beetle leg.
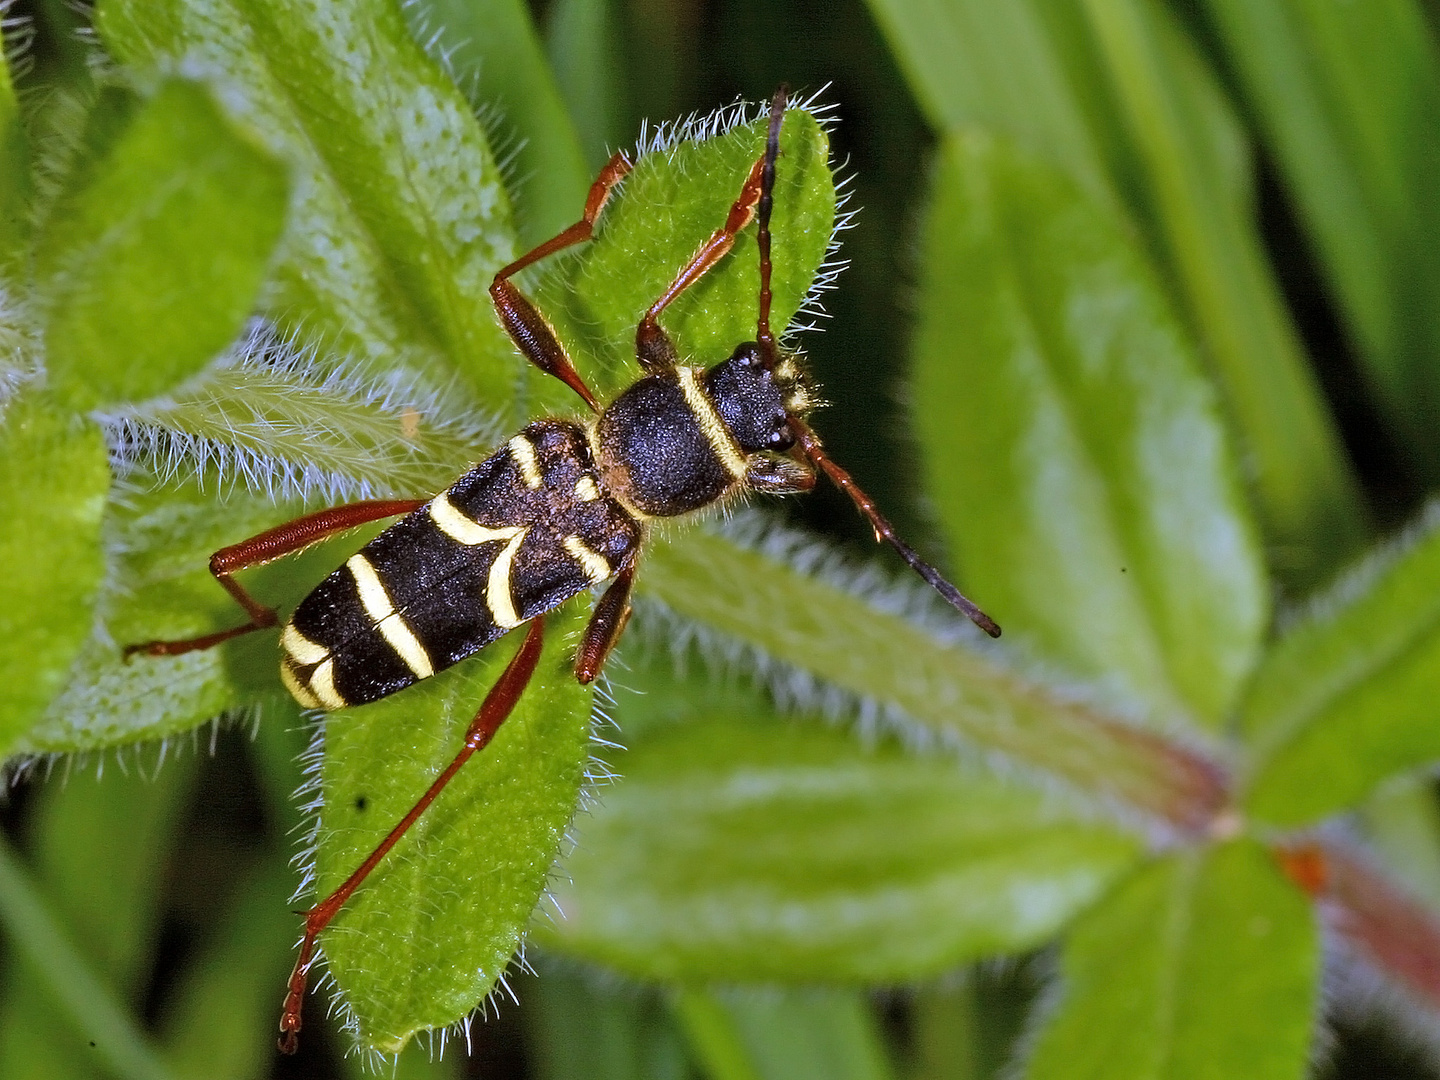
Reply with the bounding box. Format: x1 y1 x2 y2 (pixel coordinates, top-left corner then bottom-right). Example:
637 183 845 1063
490 152 634 412
278 616 547 1054
635 156 768 373
574 561 636 684
124 499 426 659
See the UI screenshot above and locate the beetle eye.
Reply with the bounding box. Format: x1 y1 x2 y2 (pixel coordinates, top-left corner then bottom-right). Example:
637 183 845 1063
767 428 795 451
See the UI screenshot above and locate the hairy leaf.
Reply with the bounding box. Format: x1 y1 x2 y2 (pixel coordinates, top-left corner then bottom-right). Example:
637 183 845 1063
539 106 836 401
539 677 1141 980
0 395 109 756
405 0 590 247
313 604 591 1051
36 79 288 408
1023 840 1317 1080
1077 0 1366 585
915 131 1264 727
97 0 521 407
641 528 1228 830
15 481 350 755
1242 505 1440 825
99 323 499 504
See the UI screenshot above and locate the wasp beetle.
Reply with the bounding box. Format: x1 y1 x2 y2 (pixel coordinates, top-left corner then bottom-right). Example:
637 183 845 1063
126 88 998 1052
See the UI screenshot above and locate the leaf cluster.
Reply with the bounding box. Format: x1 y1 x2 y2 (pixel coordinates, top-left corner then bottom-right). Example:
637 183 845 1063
1 1 1440 1079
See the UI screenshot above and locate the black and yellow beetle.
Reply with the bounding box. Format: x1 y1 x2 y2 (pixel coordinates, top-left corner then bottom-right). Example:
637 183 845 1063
126 88 999 1052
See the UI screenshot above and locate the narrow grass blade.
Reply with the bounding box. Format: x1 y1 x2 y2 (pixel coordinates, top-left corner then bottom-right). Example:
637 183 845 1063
0 838 178 1080
1080 0 1367 586
525 966 690 1080
1201 0 1440 481
0 760 195 1080
684 987 896 1080
545 0 629 173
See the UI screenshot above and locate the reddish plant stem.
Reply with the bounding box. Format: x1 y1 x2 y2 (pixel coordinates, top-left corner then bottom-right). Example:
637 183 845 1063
1277 839 1440 1008
1085 713 1232 836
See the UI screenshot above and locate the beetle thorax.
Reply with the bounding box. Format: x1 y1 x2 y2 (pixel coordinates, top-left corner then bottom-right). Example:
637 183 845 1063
592 343 809 518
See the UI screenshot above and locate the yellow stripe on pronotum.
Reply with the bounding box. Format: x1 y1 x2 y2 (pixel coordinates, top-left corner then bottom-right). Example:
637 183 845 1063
676 365 747 478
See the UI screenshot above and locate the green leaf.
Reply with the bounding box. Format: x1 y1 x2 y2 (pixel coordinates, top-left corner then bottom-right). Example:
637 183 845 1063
28 83 144 254
97 0 522 408
641 528 1227 830
525 966 690 1080
1241 505 1440 826
539 107 836 400
676 987 896 1080
404 0 591 247
1023 839 1317 1080
866 0 1367 588
157 858 305 1080
1200 0 1440 481
0 395 109 756
862 0 1119 208
157 717 307 1080
0 20 31 263
909 983 997 1080
0 762 196 1080
914 130 1265 727
539 673 1141 980
1078 0 1367 586
313 603 592 1051
0 838 178 1080
546 0 629 172
36 78 289 408
13 481 349 755
99 325 498 503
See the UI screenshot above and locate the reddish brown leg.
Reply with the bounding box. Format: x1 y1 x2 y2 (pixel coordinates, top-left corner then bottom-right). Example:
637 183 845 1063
278 617 547 1054
125 499 425 659
788 419 1002 639
574 562 636 684
635 156 768 372
490 152 634 413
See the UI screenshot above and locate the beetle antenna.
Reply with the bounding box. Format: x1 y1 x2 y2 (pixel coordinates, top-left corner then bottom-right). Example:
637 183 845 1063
789 418 1002 638
756 85 787 365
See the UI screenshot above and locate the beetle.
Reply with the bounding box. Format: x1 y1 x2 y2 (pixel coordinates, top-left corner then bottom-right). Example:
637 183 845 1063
126 88 999 1053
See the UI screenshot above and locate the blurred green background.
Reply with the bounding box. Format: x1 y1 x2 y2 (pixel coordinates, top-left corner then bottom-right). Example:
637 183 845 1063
6 0 1440 1077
